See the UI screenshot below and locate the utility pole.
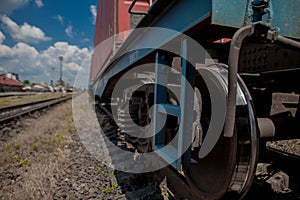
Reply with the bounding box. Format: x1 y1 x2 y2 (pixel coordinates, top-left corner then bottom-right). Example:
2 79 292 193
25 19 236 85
51 67 55 86
59 56 63 86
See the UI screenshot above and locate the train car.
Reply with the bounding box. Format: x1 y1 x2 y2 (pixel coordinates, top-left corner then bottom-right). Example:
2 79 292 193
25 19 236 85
90 0 151 82
90 0 300 199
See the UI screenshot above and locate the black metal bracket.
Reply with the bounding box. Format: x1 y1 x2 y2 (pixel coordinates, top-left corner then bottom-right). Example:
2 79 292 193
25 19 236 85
128 0 149 15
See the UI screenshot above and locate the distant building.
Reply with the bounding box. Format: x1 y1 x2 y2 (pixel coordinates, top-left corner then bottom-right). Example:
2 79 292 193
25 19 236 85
5 72 19 81
31 83 50 92
0 73 24 92
40 82 48 87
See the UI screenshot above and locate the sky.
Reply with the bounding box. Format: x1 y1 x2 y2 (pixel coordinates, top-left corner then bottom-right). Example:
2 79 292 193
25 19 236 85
0 0 98 86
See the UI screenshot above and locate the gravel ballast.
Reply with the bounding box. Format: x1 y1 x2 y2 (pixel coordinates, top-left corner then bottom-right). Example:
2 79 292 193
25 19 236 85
0 99 165 200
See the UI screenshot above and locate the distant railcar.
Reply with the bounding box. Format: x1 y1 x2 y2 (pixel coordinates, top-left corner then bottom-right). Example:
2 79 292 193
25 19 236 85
90 0 151 81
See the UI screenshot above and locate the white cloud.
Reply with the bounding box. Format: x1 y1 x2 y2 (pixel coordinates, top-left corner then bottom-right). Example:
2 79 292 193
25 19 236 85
90 5 97 24
81 38 90 43
0 0 30 14
65 25 74 38
0 42 40 78
0 15 51 43
35 0 44 8
0 0 43 13
0 42 91 84
53 15 64 25
0 31 5 44
0 44 14 58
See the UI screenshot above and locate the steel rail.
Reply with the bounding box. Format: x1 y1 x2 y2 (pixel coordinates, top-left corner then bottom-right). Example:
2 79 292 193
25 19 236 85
0 95 72 122
0 92 42 98
0 96 68 113
266 146 300 161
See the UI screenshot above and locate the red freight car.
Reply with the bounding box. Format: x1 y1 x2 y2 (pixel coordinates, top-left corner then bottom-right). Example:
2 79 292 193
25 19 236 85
90 0 152 81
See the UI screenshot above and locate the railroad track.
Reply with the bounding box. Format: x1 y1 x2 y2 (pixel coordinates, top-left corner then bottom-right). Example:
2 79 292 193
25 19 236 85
153 146 300 200
0 95 72 122
242 146 300 200
71 91 299 200
95 102 228 199
95 103 300 200
0 92 42 98
92 104 165 199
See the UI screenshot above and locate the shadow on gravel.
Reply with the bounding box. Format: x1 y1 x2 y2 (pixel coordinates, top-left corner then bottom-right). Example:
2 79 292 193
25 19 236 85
94 102 300 200
95 105 165 200
113 170 165 200
243 149 300 200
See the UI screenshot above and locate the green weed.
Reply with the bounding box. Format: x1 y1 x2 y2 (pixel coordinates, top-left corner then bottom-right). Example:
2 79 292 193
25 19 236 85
13 156 31 167
31 144 38 151
14 144 21 150
97 167 105 176
103 183 119 195
55 133 64 145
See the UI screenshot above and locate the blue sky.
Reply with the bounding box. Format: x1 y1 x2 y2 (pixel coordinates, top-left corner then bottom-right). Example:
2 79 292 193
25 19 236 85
0 0 97 85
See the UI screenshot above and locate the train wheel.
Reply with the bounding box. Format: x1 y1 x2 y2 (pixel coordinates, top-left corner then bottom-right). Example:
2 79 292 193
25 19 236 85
184 64 259 200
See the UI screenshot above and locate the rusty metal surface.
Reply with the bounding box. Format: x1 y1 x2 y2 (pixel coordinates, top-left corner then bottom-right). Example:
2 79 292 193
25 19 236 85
212 0 300 39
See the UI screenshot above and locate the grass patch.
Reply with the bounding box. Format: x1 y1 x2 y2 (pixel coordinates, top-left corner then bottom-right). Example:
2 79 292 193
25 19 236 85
31 144 38 151
67 117 75 133
162 191 171 199
103 183 119 195
13 156 31 167
14 144 21 150
3 145 11 152
97 167 105 176
0 93 64 107
55 133 64 145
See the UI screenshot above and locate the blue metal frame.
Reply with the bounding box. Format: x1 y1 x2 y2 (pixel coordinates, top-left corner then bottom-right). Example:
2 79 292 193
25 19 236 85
157 104 181 117
153 38 195 170
179 39 195 169
153 52 169 147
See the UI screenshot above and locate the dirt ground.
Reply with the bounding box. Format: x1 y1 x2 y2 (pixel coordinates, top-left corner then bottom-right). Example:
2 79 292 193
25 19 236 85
1 94 299 200
0 99 164 200
0 101 122 199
